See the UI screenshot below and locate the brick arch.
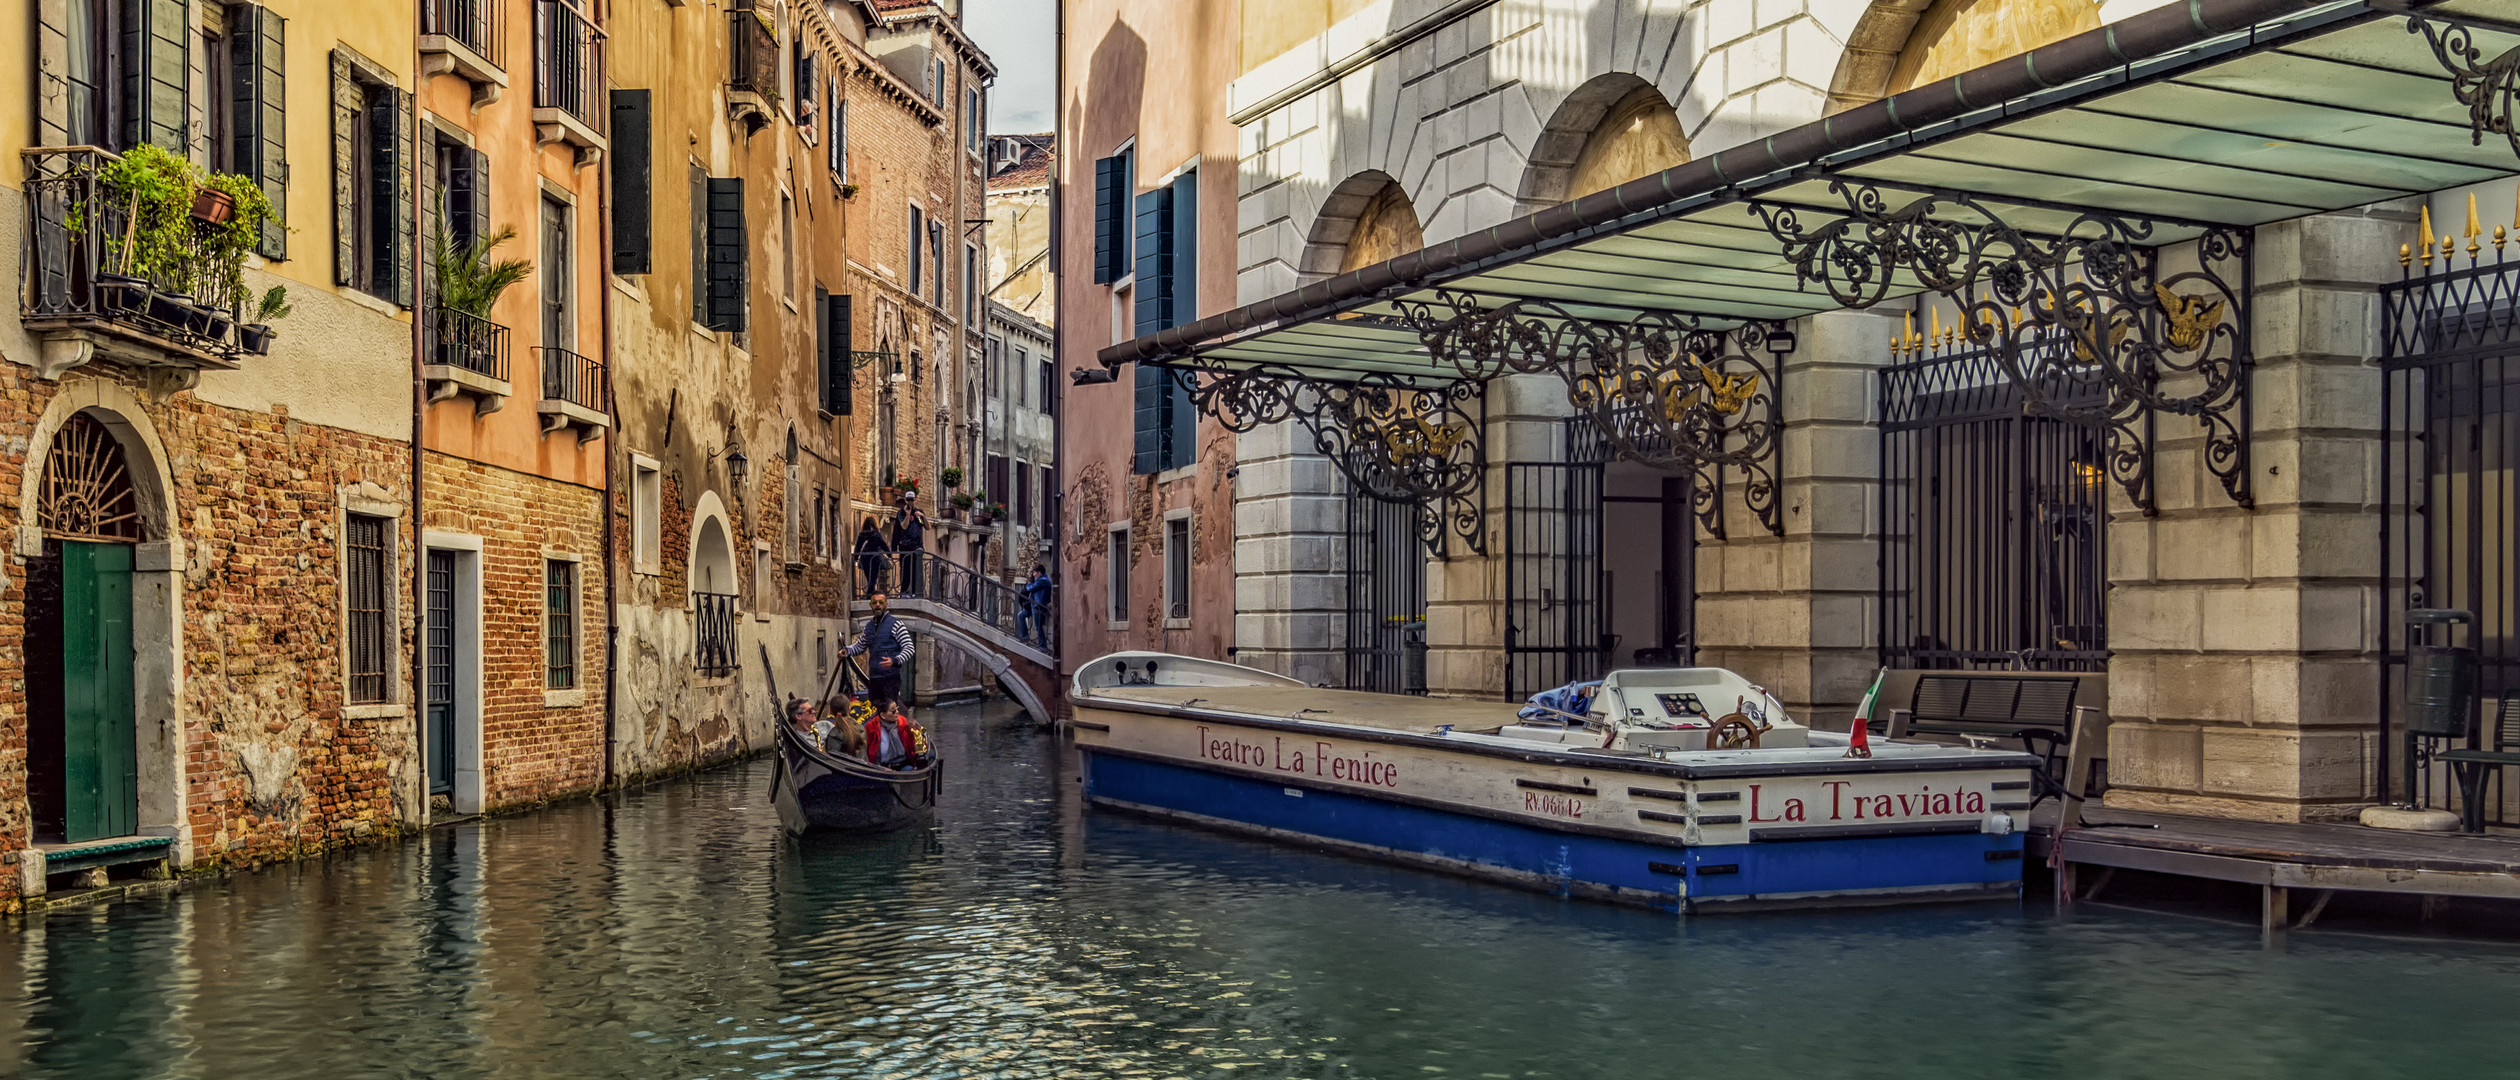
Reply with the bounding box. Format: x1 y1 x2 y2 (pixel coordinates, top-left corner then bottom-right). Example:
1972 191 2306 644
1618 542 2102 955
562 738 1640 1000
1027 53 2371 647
1825 0 2102 114
1515 73 1685 215
19 380 180 552
688 490 738 601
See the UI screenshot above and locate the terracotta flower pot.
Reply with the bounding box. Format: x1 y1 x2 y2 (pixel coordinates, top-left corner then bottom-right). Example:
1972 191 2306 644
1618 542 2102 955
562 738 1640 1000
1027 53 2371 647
192 188 237 225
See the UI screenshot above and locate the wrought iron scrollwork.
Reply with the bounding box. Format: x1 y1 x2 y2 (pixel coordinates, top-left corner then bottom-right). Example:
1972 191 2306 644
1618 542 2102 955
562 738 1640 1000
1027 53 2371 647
2409 14 2520 161
1750 181 2252 511
1393 292 1790 536
1165 364 1486 556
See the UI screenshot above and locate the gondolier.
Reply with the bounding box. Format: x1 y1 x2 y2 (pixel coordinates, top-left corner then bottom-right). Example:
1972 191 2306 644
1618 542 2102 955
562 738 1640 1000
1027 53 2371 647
844 593 916 708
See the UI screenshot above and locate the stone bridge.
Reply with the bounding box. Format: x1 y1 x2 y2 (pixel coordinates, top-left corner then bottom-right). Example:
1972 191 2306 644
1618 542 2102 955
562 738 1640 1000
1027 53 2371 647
855 597 1062 722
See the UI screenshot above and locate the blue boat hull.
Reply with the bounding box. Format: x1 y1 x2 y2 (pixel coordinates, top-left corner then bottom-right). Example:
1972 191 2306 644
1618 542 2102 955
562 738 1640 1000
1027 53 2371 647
1079 748 2024 912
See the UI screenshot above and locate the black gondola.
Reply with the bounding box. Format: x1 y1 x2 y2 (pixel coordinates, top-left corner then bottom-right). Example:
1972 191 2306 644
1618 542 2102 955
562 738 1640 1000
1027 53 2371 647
766 647 941 835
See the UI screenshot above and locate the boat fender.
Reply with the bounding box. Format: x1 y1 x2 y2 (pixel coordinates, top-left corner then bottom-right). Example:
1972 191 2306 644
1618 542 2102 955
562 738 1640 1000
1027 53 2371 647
1980 812 2016 836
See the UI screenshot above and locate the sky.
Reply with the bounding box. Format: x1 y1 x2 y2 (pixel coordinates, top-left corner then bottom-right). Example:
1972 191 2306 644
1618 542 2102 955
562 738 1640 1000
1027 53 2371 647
963 0 1060 135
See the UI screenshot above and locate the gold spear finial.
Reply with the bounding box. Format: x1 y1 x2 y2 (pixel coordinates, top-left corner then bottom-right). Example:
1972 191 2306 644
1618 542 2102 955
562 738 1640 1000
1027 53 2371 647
1901 310 1915 356
1928 305 1943 351
2468 192 2483 259
2420 204 2437 268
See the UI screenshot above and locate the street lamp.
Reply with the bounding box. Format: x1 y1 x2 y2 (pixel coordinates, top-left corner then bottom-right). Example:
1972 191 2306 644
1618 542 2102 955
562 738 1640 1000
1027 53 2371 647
725 447 749 492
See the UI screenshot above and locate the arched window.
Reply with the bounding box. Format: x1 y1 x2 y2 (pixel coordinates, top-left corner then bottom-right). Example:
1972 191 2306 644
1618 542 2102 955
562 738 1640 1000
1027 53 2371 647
1302 172 1423 283
40 413 141 542
1520 79 1688 212
1828 0 2103 113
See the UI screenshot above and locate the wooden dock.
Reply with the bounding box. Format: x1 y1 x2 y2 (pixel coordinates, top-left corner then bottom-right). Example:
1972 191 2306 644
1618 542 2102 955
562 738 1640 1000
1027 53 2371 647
2032 807 2520 934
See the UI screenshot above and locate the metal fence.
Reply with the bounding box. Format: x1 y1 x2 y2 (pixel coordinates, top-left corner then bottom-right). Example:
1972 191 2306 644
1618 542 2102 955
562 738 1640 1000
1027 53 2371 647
425 0 506 64
2380 248 2520 819
533 0 606 134
1879 337 2109 673
1344 488 1427 694
727 0 779 103
428 306 509 381
539 345 607 411
852 550 1055 655
695 591 740 676
1503 458 1604 701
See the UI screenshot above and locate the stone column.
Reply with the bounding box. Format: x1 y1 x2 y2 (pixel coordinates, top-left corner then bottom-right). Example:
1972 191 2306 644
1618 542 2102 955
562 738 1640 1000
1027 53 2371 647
1232 422 1348 686
1693 308 1896 726
1426 373 1563 700
2102 207 2403 823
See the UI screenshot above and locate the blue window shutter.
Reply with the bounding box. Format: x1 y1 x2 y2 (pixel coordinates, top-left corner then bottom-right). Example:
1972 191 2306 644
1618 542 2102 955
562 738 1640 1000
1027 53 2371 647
1132 186 1170 337
1133 364 1168 475
1164 171 1198 470
1092 155 1116 284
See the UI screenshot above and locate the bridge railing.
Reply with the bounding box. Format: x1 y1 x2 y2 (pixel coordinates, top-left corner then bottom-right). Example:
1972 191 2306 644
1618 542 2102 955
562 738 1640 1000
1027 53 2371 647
849 550 1054 656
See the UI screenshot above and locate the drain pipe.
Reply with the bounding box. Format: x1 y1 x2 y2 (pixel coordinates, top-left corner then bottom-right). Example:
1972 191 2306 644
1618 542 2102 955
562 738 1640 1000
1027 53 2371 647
408 75 430 829
598 134 621 795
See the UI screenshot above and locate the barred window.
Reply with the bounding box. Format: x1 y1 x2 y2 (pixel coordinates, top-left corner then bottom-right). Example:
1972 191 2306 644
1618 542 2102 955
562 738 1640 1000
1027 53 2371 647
546 559 577 689
346 513 391 703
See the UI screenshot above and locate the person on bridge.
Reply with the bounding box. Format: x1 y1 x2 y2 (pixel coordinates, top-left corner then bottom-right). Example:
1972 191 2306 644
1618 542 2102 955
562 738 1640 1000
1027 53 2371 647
854 516 890 594
892 506 928 597
844 592 916 709
1017 565 1052 647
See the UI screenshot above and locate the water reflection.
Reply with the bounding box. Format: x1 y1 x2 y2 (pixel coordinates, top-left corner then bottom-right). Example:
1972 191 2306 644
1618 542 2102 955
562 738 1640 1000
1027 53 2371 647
4 700 2517 1080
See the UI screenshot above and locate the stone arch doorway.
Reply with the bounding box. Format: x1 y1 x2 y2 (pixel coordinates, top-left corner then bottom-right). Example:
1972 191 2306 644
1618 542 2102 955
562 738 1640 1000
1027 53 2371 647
1826 0 2103 113
1518 75 1689 213
1300 171 1424 284
23 394 180 849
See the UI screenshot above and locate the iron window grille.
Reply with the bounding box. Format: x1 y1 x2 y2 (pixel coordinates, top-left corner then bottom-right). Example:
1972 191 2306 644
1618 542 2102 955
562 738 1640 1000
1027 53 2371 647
539 346 609 412
533 0 606 135
545 559 577 689
425 0 506 65
695 591 740 676
346 514 391 704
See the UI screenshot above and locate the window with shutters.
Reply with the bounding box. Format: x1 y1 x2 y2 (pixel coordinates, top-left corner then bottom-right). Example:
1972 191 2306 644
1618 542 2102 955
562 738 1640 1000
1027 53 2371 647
203 6 234 173
908 202 925 297
819 290 853 416
541 194 573 350
429 136 487 257
1131 167 1198 474
780 193 797 302
344 513 394 704
333 50 412 305
632 455 661 575
690 164 709 324
931 220 947 309
696 173 746 333
1041 359 1055 418
964 242 980 323
1091 143 1134 285
60 0 187 153
611 89 651 275
1107 525 1129 626
828 92 847 182
546 559 577 689
966 85 984 155
1164 514 1191 624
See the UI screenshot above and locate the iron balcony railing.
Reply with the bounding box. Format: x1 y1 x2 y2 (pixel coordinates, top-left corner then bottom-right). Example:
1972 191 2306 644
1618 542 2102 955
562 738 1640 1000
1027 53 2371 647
425 0 506 65
727 0 780 103
20 146 244 360
533 0 606 135
427 306 510 382
695 591 740 676
539 345 608 411
851 550 1055 654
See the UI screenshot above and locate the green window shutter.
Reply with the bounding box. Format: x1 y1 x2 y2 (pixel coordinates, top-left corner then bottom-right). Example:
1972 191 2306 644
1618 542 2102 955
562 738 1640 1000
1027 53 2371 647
331 50 357 287
826 293 853 415
1132 364 1167 475
1131 186 1170 337
123 0 188 152
446 145 488 252
1091 155 1117 284
609 89 652 275
234 5 287 259
705 177 747 332
1165 172 1198 469
387 86 415 308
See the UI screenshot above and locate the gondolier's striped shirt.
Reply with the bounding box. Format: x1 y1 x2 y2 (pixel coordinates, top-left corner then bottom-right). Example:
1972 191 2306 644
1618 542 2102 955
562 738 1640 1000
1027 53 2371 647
853 616 916 669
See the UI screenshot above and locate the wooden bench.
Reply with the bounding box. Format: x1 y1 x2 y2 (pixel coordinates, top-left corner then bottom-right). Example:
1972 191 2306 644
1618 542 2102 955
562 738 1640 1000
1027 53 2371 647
1885 672 2107 822
2438 696 2520 834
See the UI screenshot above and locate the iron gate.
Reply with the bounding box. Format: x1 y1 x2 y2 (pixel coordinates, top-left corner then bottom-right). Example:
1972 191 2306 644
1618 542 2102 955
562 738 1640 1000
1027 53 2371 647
1344 489 1429 693
1504 460 1604 700
2380 251 2520 817
1880 343 2108 672
426 550 457 798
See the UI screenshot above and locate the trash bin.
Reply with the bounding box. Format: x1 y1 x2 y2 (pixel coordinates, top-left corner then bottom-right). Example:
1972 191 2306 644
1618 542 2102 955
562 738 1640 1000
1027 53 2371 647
2406 608 2477 738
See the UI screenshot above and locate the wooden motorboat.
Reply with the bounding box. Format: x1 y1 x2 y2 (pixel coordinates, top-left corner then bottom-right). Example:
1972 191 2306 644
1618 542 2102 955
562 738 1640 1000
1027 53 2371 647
1069 651 2041 913
765 648 941 836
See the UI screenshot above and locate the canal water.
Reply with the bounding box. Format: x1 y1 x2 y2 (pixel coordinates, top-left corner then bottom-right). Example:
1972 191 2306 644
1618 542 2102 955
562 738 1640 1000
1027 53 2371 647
5 701 2515 1079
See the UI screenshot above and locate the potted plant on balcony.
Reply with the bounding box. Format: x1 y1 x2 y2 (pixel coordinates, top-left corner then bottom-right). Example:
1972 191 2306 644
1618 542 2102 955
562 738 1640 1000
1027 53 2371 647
78 144 197 324
237 285 291 355
894 475 921 507
987 500 1009 527
948 490 975 520
192 172 278 344
970 491 993 527
941 466 963 490
430 219 531 373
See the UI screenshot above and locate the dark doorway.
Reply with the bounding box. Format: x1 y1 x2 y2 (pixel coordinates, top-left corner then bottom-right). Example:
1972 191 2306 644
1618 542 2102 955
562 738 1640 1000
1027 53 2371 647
1343 489 1427 694
427 549 458 799
1879 346 2108 672
1602 466 1694 670
32 412 144 843
1504 460 1603 700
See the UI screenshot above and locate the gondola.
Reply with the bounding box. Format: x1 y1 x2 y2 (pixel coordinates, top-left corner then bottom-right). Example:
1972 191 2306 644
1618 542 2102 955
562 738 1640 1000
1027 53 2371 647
766 646 941 836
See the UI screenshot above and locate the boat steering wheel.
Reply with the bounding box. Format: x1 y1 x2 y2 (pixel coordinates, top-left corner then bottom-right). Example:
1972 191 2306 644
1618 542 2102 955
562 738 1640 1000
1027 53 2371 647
1709 714 1762 750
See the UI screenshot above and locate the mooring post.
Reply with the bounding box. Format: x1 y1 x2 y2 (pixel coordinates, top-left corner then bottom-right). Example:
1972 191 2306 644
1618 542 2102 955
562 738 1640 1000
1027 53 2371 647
2262 884 2289 942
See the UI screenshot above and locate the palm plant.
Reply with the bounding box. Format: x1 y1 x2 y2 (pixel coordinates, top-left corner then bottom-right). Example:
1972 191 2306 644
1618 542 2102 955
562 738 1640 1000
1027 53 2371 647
430 219 532 319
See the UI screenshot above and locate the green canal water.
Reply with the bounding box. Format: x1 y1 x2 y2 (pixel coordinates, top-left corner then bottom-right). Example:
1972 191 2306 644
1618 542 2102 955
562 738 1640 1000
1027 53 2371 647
4 701 2514 1079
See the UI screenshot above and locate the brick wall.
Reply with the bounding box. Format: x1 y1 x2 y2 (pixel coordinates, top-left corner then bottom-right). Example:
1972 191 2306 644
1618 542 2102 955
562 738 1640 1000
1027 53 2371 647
420 452 610 810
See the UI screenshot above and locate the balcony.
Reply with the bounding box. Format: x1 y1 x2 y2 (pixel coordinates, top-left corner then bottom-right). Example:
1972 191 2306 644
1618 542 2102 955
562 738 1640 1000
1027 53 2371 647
422 0 509 109
694 592 740 677
537 345 610 441
422 306 512 415
19 147 248 389
531 0 607 167
726 0 779 133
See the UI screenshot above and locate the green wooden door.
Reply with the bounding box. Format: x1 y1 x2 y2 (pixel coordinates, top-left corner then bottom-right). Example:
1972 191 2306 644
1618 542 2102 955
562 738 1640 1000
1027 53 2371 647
61 540 137 841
